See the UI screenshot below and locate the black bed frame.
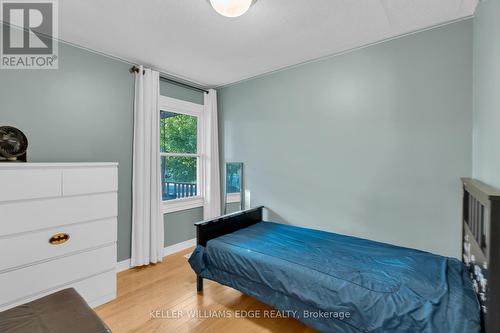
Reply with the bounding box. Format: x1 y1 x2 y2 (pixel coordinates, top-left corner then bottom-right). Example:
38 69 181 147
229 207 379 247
194 206 264 292
462 178 500 333
194 180 500 332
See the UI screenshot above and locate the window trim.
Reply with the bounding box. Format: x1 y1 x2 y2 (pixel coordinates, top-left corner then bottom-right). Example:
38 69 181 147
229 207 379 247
226 192 241 203
159 95 205 214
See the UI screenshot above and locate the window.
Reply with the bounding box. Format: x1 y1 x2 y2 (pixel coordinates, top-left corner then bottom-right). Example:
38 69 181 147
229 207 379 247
160 112 198 201
159 96 204 213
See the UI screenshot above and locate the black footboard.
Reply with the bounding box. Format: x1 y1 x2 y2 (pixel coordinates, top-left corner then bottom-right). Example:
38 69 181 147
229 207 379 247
194 206 264 292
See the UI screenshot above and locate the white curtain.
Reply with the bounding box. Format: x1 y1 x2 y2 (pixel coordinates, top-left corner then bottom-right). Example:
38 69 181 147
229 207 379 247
131 66 164 267
203 89 222 219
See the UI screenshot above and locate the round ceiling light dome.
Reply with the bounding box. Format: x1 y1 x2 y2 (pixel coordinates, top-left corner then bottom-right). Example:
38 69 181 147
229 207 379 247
209 0 254 18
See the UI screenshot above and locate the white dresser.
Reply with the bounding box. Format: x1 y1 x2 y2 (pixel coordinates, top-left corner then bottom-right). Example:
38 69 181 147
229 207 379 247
0 163 118 311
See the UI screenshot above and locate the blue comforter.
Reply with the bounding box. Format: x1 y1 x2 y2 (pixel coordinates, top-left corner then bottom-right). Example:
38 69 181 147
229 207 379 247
189 222 480 332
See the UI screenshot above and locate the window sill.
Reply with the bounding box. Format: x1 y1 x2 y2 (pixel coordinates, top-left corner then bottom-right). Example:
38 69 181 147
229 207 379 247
163 197 204 214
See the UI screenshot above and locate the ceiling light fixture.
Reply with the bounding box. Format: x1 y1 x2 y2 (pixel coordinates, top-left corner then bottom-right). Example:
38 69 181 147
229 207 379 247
209 0 255 18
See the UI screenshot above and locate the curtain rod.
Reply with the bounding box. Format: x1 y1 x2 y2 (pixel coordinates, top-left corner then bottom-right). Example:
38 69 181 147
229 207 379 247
130 66 209 94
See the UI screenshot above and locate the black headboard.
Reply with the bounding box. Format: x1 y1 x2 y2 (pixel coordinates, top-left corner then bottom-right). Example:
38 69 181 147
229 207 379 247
193 206 264 292
462 178 500 333
194 206 264 247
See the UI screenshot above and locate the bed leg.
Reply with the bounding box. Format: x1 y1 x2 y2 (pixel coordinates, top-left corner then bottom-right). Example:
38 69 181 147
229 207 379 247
197 276 203 293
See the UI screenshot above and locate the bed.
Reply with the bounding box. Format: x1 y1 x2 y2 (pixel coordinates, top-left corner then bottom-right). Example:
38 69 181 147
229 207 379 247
189 178 499 332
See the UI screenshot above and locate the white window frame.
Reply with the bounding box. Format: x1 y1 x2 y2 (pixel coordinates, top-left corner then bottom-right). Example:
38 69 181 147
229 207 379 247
159 95 205 214
226 192 241 203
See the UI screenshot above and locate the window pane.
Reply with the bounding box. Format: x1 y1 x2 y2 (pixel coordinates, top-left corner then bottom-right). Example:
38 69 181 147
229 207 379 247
160 111 197 154
161 156 197 201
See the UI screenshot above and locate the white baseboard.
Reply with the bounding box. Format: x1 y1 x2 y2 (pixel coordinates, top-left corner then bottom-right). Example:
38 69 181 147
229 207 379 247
163 238 196 257
116 259 132 273
116 238 196 273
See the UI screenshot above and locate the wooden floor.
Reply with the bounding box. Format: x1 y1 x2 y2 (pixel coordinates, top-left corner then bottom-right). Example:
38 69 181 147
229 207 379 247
96 248 318 333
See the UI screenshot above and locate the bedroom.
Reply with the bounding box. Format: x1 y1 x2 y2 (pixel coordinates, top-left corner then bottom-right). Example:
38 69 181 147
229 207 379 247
0 0 499 332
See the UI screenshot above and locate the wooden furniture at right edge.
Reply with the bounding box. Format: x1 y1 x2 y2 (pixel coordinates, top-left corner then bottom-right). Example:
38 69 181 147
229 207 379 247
462 178 500 333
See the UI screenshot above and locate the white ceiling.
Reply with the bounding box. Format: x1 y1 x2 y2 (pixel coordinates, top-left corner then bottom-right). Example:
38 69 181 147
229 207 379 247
59 0 478 87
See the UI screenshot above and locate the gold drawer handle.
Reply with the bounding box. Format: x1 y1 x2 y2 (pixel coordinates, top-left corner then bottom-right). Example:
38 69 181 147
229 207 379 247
49 233 70 245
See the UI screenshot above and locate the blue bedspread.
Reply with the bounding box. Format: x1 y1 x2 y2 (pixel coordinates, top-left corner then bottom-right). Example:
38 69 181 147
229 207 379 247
189 222 480 333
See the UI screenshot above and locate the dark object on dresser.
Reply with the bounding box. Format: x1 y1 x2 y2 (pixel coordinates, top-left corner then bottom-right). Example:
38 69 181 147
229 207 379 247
0 288 112 333
0 126 28 162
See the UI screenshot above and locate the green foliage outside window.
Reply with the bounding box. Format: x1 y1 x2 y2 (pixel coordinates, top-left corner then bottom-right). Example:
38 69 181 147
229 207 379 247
160 111 198 201
160 112 197 155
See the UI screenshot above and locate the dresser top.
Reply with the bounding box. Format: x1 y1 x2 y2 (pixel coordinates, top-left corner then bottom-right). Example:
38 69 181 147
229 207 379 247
0 162 118 168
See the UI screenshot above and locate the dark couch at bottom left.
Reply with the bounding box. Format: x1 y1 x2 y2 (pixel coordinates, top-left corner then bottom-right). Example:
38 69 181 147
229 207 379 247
0 288 111 333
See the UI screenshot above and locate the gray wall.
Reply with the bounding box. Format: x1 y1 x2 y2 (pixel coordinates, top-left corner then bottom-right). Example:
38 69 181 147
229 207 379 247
472 0 500 189
218 20 473 258
0 40 135 261
160 79 204 105
0 35 203 261
164 207 202 246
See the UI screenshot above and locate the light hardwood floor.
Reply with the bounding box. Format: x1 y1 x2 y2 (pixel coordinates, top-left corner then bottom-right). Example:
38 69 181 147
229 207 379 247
96 248 318 333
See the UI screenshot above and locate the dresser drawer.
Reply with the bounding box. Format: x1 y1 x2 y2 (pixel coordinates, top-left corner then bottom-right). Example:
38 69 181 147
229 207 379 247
0 168 61 202
0 192 117 236
0 218 117 272
73 269 116 308
0 270 116 311
0 244 116 308
63 167 118 196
